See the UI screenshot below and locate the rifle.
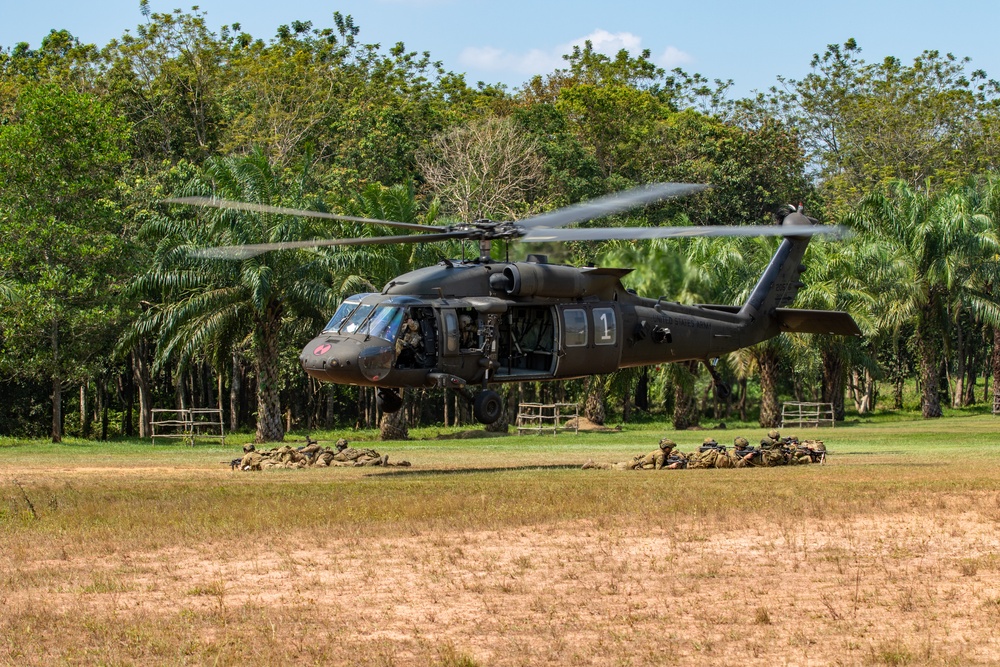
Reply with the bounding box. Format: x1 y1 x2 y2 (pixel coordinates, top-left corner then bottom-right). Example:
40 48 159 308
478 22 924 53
733 447 762 465
794 445 826 464
665 454 687 469
698 443 728 453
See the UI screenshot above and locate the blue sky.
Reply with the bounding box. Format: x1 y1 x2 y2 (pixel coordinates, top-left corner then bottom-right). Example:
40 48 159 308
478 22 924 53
2 0 997 98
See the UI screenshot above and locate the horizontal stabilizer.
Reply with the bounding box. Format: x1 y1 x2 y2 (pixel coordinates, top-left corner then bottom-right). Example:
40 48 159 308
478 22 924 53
776 309 862 336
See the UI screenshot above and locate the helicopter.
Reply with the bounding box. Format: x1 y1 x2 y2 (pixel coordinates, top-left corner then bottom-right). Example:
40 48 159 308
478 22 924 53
170 182 861 424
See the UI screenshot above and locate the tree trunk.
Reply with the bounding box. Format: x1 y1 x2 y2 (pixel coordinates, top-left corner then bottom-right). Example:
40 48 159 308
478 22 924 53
254 303 285 443
672 362 699 430
916 308 943 418
50 316 62 443
133 343 153 439
584 375 607 425
952 317 965 409
484 386 516 434
229 353 241 432
80 383 92 439
379 390 409 440
758 349 780 428
635 367 649 411
993 327 1000 413
820 347 846 421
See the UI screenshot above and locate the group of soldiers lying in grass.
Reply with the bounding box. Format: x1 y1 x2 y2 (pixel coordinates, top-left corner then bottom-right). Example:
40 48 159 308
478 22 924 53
231 438 410 471
582 430 826 470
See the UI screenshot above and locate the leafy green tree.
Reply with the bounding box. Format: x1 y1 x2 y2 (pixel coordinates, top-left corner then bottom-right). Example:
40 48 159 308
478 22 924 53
101 5 227 162
0 83 129 441
767 40 1000 214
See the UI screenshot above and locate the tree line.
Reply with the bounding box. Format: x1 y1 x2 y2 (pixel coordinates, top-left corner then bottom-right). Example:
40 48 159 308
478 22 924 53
1 8 999 442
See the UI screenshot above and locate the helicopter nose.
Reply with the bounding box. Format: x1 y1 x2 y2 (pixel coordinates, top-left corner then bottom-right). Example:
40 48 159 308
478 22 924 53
300 337 364 383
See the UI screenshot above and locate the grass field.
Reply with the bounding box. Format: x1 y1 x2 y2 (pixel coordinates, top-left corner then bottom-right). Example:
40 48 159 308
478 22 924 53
3 415 1000 666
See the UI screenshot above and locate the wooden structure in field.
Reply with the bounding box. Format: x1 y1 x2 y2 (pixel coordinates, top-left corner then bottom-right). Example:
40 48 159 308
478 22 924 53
516 402 579 435
780 402 835 429
151 408 225 445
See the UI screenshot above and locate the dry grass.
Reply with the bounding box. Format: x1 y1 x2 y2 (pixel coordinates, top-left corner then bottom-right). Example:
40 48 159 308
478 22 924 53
3 415 1000 665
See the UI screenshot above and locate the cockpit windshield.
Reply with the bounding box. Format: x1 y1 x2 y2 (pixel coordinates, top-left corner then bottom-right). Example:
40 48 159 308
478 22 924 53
357 306 404 341
340 302 376 334
322 293 375 333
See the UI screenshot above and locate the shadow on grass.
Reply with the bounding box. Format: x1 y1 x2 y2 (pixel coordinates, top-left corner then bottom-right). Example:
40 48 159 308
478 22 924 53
365 464 582 478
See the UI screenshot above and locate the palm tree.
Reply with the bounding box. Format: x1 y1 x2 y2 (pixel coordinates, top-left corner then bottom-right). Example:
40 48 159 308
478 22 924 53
846 180 996 418
790 236 882 419
127 150 392 442
336 181 442 441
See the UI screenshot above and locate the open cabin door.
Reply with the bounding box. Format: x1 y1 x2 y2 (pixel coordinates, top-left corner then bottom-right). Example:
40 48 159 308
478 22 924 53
492 305 557 380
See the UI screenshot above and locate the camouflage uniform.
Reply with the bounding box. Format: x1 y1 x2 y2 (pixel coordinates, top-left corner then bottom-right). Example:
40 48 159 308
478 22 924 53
395 318 422 355
583 438 679 470
459 314 478 348
728 436 757 468
643 438 681 470
758 436 787 467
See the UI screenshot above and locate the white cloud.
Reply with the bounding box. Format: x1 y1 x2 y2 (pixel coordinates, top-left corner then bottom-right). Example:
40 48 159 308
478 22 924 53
459 29 693 77
657 45 694 69
575 29 642 54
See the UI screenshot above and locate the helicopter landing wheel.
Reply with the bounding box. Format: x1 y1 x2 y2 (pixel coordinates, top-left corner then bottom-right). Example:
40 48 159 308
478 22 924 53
473 390 503 425
713 382 732 401
377 389 403 413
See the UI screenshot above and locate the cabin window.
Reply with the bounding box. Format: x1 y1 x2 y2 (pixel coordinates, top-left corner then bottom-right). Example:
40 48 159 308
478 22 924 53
443 310 460 354
593 308 617 346
564 308 588 347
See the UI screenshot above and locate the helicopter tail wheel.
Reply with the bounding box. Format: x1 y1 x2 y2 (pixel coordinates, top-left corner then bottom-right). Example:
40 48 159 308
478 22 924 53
376 389 403 413
473 390 503 425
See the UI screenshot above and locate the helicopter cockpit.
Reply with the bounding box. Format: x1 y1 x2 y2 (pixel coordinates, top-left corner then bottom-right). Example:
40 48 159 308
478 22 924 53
317 294 439 371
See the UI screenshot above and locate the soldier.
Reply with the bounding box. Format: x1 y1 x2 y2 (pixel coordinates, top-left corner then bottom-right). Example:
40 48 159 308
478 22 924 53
758 435 787 467
332 439 385 466
630 437 679 470
728 436 758 468
582 437 682 470
459 313 478 348
395 316 423 366
687 437 723 469
239 445 264 471
783 434 812 465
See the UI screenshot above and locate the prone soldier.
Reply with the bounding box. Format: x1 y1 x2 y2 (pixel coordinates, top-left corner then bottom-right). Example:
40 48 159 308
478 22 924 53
582 437 684 470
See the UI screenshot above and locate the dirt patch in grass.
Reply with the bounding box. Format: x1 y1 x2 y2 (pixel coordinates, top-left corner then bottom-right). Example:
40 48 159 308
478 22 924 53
5 508 1000 665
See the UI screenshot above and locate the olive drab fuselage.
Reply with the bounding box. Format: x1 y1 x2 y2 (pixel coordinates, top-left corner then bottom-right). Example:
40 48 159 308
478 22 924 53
298 235 861 392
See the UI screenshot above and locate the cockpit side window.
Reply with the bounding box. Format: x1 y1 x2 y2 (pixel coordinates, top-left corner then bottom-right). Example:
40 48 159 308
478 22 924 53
361 306 403 340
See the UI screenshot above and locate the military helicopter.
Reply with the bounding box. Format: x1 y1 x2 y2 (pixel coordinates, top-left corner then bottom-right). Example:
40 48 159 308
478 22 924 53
170 183 860 424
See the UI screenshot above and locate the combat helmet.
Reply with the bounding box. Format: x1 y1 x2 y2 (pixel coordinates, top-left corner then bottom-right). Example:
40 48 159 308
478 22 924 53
335 438 349 450
734 436 749 448
767 429 780 440
658 438 676 451
702 437 718 446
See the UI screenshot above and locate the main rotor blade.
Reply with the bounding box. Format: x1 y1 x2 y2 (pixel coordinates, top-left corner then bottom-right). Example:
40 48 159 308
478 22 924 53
517 183 711 230
189 231 470 260
164 196 442 233
520 224 851 243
